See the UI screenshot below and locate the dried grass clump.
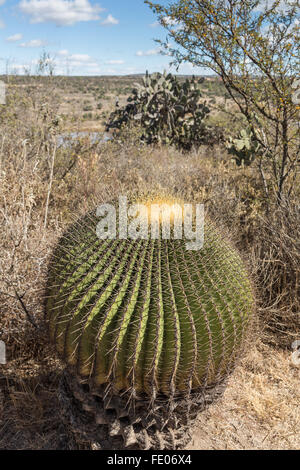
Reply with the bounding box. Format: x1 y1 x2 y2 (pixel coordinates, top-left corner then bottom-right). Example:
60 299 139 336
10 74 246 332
187 340 300 450
252 203 300 347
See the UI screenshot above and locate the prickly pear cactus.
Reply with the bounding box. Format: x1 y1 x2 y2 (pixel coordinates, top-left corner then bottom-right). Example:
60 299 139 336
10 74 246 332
45 198 254 449
106 71 211 150
225 116 271 167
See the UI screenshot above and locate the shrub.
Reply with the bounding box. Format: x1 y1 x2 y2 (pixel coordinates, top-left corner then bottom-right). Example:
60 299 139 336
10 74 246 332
106 71 212 150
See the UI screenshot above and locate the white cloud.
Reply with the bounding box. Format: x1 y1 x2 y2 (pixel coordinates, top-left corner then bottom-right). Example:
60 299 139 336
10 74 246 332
55 51 100 71
14 64 27 70
163 16 178 26
57 49 69 56
149 21 159 28
136 48 161 57
253 0 297 12
105 59 125 65
6 33 23 42
103 68 116 74
2 52 104 75
10 64 28 72
0 0 6 5
18 0 104 26
68 53 93 62
150 16 178 28
101 14 119 26
19 39 47 48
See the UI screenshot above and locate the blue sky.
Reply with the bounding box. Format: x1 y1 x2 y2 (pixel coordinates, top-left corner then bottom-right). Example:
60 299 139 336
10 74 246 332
0 0 205 75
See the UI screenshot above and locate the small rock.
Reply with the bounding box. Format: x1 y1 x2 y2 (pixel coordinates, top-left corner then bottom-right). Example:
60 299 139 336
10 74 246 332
122 425 138 447
109 419 122 437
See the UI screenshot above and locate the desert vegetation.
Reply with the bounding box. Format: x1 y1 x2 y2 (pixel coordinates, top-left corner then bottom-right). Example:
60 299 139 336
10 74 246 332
0 0 299 451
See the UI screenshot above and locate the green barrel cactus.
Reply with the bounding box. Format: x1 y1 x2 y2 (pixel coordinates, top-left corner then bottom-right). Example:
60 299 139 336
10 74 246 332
45 197 254 449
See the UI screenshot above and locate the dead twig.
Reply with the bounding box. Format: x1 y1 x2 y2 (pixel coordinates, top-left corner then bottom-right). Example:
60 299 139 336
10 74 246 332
0 288 38 330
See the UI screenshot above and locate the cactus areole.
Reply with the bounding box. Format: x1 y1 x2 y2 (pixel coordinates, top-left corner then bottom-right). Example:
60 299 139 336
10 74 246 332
45 197 254 401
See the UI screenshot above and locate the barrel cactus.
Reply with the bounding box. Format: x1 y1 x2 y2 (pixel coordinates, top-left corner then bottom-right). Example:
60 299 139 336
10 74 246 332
45 196 254 449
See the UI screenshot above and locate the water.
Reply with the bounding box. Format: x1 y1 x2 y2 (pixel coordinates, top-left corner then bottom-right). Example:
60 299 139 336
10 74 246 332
57 131 111 148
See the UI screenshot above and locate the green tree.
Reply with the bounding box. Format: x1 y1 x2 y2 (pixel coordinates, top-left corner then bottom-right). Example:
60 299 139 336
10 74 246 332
146 0 300 203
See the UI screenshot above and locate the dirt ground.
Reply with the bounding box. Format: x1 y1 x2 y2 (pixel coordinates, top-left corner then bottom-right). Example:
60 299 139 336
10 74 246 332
188 342 299 450
0 334 299 450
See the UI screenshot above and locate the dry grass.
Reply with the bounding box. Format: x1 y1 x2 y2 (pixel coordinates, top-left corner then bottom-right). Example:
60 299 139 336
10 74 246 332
0 79 299 450
253 203 300 347
188 341 300 450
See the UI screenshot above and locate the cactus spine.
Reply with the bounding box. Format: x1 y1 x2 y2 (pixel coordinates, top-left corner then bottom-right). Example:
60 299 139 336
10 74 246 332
45 198 254 449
